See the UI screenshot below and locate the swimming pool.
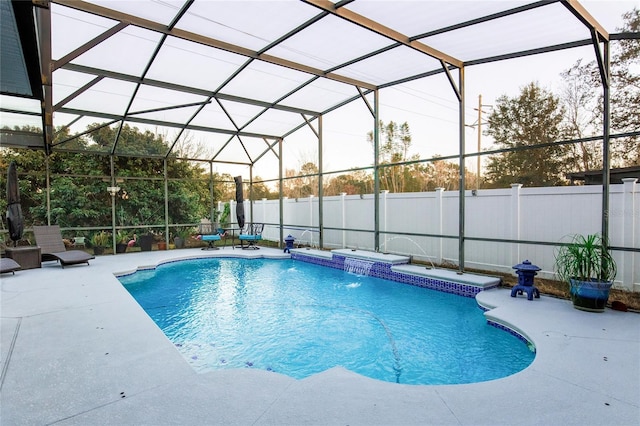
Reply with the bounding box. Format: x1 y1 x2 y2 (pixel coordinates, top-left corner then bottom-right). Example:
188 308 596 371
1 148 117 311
119 257 534 385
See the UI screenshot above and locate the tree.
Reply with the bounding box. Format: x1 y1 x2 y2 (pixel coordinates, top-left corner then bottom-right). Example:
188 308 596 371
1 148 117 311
484 82 568 187
0 123 217 233
216 173 237 202
560 8 640 167
610 8 640 165
282 168 301 199
282 162 319 198
425 157 460 191
83 124 211 226
166 129 213 161
367 120 414 192
560 59 603 172
248 177 274 200
298 162 319 197
324 170 374 196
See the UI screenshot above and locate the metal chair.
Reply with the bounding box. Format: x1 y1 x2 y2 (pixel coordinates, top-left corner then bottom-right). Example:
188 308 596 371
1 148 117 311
198 220 221 250
238 223 263 250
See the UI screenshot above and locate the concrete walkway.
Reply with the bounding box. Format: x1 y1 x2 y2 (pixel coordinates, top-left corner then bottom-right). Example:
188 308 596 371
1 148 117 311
1 247 638 425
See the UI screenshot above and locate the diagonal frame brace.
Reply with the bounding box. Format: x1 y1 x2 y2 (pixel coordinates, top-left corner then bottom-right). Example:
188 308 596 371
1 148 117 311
357 86 375 118
302 114 319 138
562 0 609 88
53 76 103 111
590 29 609 89
440 60 461 102
52 22 129 71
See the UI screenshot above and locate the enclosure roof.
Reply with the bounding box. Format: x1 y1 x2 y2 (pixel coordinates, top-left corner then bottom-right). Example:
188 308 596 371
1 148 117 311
0 0 629 164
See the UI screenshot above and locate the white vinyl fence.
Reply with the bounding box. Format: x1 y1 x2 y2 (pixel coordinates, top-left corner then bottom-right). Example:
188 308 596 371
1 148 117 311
220 178 639 291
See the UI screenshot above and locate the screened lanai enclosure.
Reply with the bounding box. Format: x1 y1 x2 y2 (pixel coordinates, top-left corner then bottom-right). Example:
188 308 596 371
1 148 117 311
1 0 639 290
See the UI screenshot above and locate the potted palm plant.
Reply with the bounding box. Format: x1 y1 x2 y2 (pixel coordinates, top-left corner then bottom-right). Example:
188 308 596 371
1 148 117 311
91 231 111 255
115 230 129 253
173 227 192 249
555 233 617 312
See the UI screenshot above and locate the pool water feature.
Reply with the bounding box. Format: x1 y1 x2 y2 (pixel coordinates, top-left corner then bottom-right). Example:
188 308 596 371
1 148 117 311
119 258 534 385
344 257 374 275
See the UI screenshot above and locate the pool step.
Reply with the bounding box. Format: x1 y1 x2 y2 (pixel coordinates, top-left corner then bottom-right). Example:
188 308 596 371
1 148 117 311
391 264 501 289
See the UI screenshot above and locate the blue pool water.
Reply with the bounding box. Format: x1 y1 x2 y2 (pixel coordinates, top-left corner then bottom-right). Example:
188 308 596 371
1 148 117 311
119 258 534 385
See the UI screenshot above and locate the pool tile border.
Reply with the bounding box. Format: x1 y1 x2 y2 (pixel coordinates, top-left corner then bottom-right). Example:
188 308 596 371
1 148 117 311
291 251 499 298
114 251 290 279
486 319 536 351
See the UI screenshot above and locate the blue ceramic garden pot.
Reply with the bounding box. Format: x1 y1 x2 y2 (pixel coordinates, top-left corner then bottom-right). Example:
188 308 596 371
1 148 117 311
569 278 613 312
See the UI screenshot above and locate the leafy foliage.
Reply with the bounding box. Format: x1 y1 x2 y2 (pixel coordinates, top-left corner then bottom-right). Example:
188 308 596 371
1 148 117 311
0 124 224 231
323 170 374 196
555 234 617 283
559 8 639 167
609 8 640 165
484 82 569 187
368 120 414 193
91 230 111 248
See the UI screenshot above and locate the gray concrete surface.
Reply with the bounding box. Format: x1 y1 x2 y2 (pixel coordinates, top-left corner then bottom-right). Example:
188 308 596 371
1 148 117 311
1 247 639 425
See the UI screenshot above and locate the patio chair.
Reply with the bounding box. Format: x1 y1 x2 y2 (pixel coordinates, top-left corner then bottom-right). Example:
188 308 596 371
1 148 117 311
33 225 94 268
239 223 263 250
0 257 21 274
72 236 86 249
198 220 221 250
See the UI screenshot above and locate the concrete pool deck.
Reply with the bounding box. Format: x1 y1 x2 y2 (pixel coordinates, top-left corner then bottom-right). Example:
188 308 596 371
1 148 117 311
1 247 638 425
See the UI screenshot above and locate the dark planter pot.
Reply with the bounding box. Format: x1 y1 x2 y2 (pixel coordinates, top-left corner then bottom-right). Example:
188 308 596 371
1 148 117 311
115 243 127 254
139 234 153 251
174 237 184 249
93 246 105 255
570 278 613 313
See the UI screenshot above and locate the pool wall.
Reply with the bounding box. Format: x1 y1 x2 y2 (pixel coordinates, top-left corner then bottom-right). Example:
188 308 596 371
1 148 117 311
290 248 500 298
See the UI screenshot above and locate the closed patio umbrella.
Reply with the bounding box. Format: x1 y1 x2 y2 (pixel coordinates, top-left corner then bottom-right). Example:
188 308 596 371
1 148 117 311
6 161 24 246
234 176 245 229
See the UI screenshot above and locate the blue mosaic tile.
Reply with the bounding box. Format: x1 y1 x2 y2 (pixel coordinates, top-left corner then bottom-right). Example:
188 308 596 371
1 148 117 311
292 252 495 299
487 320 535 352
291 253 343 270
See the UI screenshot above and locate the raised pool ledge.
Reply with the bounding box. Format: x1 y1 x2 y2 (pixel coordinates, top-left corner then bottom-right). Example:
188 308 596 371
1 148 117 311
392 264 501 288
331 248 410 264
290 248 500 298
